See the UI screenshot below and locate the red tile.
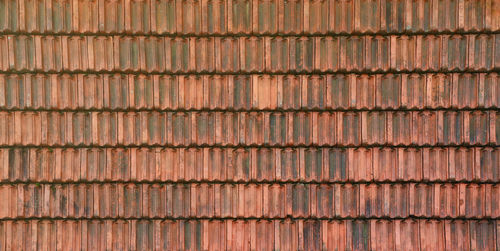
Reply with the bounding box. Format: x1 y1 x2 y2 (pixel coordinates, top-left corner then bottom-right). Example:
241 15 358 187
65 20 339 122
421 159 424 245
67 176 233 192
1 1 499 249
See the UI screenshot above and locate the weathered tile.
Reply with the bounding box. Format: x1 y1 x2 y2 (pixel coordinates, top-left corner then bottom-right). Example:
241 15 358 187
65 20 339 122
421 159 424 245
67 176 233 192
1 0 499 249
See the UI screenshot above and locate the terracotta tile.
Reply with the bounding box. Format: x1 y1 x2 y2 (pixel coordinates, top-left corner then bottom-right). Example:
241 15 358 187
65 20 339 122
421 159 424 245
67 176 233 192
371 220 394 250
411 111 438 145
3 0 500 34
0 73 498 111
5 183 500 219
4 219 500 249
2 146 500 183
420 220 445 251
469 221 497 251
1 0 499 249
477 147 500 182
445 220 471 251
338 112 361 145
3 34 500 72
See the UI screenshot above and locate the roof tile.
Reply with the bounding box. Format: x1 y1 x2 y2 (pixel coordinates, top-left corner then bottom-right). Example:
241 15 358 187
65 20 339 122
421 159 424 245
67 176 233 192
2 0 499 249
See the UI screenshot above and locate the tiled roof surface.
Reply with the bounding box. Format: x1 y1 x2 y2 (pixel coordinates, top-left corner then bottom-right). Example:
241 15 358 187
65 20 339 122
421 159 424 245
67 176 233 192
0 0 500 250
